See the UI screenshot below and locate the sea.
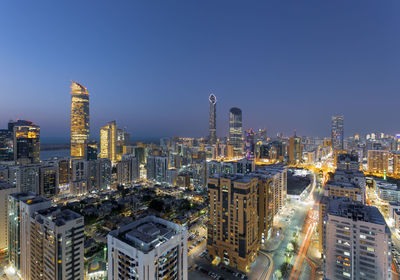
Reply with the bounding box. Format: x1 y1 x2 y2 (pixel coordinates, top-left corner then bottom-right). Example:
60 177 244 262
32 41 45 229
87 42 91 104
40 149 70 160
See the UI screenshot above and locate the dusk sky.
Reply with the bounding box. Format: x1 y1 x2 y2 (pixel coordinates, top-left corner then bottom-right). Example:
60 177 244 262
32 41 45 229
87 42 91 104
0 1 399 142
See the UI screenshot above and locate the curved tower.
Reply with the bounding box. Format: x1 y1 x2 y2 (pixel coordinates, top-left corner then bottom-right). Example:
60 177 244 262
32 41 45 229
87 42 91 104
229 107 242 156
209 93 217 144
70 81 89 159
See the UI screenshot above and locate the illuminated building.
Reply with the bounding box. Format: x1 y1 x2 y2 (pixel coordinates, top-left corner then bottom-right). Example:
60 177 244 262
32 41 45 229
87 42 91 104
209 93 217 144
256 128 267 142
70 81 90 159
88 158 112 191
12 120 40 163
229 107 243 157
8 192 51 278
367 150 389 175
207 175 259 272
30 208 84 280
331 115 344 150
0 180 16 251
0 121 14 161
100 121 117 162
393 152 400 177
39 164 58 198
323 197 391 280
116 128 130 160
87 140 98 160
57 158 70 186
117 155 139 185
107 216 188 280
337 153 360 171
288 134 302 164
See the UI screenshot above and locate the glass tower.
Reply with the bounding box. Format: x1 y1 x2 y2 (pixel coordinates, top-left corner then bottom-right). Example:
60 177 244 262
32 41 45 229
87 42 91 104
12 120 40 163
209 93 217 144
229 107 243 157
70 81 89 159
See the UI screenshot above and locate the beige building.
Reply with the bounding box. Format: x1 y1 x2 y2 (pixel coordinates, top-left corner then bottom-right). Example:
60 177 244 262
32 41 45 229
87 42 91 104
367 150 389 175
207 176 259 272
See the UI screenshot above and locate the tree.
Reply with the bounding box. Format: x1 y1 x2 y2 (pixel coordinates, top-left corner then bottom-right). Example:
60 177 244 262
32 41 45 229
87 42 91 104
149 199 164 212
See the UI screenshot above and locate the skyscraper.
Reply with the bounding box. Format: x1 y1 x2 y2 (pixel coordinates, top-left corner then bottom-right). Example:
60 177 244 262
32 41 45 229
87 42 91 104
100 121 117 162
70 81 90 159
12 120 40 163
209 93 217 144
288 133 302 164
229 107 243 157
331 115 344 151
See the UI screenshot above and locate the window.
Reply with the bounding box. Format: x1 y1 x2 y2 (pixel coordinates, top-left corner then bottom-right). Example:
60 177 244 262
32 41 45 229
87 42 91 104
344 251 350 256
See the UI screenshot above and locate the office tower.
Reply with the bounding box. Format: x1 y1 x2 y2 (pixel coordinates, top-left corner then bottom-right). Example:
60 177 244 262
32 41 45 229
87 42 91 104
30 208 84 280
207 176 259 272
323 198 391 280
87 140 98 160
117 155 139 185
229 107 243 157
288 133 302 164
331 115 344 151
71 81 90 159
146 156 168 183
12 120 40 163
107 216 188 280
39 164 59 198
254 174 274 244
368 150 390 175
8 192 51 277
191 160 207 191
393 152 400 177
100 120 117 162
245 129 256 160
0 180 17 251
337 153 360 171
209 93 217 144
8 164 40 193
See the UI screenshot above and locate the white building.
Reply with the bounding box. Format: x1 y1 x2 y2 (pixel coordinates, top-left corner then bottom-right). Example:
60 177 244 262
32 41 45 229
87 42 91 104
108 216 188 280
0 180 17 251
323 197 391 280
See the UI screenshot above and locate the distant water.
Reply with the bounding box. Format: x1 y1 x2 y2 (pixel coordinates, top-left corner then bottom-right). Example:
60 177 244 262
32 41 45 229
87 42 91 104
40 149 70 160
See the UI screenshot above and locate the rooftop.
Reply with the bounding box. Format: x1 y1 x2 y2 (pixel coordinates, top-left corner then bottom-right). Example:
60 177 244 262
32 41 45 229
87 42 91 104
109 216 185 253
327 197 386 225
36 207 82 226
9 192 50 205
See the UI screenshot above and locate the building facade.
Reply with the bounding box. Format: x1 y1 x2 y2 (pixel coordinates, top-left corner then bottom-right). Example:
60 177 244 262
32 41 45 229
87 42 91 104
209 93 217 144
331 115 344 151
71 81 90 159
229 107 243 157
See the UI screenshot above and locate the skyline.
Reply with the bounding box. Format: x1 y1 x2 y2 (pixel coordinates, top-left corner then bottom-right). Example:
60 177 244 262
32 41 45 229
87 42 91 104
1 1 400 141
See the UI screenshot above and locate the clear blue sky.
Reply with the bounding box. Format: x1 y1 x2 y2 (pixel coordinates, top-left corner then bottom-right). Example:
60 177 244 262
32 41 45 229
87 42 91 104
0 0 399 142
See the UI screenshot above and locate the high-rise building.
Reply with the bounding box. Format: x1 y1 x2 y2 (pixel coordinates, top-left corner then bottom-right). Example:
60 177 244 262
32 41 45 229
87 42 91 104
368 150 390 175
288 134 302 164
146 156 168 183
107 216 188 280
323 197 391 280
337 153 360 171
87 140 98 160
331 115 344 151
209 93 217 144
12 120 40 163
8 164 40 193
71 81 90 159
87 158 112 191
30 207 84 280
0 180 17 251
39 164 59 198
229 107 243 157
117 155 139 185
0 121 14 161
245 129 256 160
8 192 51 277
207 175 259 272
100 120 117 162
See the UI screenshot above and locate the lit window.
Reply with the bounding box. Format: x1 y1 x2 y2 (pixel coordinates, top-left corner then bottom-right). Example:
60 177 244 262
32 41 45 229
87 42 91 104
344 251 350 256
